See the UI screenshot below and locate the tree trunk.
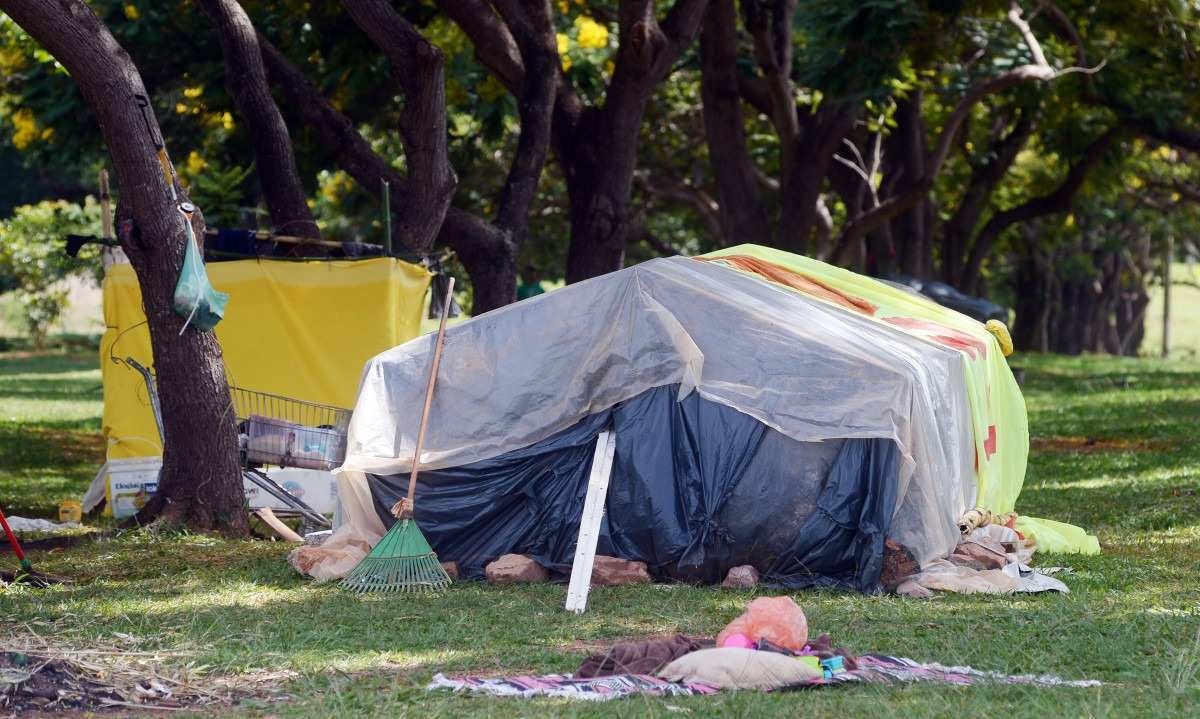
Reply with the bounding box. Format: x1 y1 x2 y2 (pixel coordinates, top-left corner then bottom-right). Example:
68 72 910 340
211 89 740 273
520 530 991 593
563 110 639 282
196 0 319 239
777 103 858 254
884 92 934 277
699 0 772 245
939 110 1034 287
2 0 247 535
259 35 516 312
341 0 457 253
563 0 710 282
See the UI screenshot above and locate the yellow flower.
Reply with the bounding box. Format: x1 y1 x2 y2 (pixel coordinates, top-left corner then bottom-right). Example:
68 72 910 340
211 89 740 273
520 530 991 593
123 3 140 21
186 151 207 176
221 111 234 131
604 59 614 76
39 127 55 141
575 16 608 49
10 108 38 150
183 86 203 99
175 102 188 115
556 0 569 13
556 32 572 71
1064 213 1075 229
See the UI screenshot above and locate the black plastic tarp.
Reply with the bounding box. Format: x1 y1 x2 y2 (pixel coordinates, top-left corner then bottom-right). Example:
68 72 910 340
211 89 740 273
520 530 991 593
368 384 901 592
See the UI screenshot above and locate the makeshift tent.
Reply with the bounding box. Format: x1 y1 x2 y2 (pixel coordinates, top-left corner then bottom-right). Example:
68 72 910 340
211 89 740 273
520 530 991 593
325 246 1096 592
99 257 430 463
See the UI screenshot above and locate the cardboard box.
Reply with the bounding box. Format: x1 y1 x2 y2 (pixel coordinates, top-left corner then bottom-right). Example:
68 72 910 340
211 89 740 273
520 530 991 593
244 468 336 515
104 456 162 518
103 458 335 517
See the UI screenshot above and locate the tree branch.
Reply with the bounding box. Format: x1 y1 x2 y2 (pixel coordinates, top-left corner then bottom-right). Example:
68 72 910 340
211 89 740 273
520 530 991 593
941 109 1036 284
635 172 723 241
832 1 1099 257
259 30 525 311
490 0 557 238
743 0 799 147
964 125 1122 283
628 221 681 257
196 0 319 238
340 0 456 252
434 0 524 95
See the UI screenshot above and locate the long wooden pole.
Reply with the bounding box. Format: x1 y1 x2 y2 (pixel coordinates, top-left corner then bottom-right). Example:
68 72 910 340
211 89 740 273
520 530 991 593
1163 234 1173 359
393 277 455 518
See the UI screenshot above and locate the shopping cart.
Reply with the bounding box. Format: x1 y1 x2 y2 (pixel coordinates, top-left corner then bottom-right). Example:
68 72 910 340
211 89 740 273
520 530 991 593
124 358 341 531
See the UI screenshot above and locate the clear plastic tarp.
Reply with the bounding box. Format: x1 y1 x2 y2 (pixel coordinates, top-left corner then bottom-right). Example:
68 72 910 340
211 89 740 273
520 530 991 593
341 257 976 562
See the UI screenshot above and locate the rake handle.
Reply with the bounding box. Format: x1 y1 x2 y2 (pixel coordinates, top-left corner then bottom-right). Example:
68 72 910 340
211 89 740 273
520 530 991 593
396 276 455 518
0 503 32 571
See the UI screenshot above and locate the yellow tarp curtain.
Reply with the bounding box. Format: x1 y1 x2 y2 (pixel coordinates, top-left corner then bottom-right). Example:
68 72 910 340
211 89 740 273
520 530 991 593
702 245 1098 555
101 258 430 462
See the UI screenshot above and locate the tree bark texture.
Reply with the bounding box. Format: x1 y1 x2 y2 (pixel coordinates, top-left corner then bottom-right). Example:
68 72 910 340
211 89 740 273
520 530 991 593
699 0 771 245
196 0 319 239
341 0 457 253
883 92 934 277
2 0 247 535
562 0 710 283
259 31 518 313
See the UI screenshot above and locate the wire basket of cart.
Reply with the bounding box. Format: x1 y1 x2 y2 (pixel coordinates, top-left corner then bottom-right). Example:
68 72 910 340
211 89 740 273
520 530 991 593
231 387 351 472
122 356 343 532
229 387 350 531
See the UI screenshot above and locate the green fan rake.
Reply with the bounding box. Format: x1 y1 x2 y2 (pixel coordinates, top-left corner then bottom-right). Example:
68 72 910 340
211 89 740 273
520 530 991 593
342 278 455 595
340 517 450 594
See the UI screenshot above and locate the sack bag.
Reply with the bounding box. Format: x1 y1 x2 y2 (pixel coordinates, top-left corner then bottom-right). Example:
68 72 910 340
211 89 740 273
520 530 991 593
173 204 228 332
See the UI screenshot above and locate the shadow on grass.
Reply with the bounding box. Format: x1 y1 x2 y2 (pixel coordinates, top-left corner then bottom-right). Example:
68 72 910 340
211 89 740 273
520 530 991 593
0 353 99 377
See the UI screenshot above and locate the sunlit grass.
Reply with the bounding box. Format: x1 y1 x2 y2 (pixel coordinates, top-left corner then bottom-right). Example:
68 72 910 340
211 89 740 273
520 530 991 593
2 351 1199 716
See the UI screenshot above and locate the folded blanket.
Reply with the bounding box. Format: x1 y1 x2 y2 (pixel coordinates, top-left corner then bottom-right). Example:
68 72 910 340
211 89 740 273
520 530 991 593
576 635 704 678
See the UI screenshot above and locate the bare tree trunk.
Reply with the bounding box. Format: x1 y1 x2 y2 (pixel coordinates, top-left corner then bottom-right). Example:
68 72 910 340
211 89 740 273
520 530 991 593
699 0 771 245
1163 234 1173 358
882 92 933 277
778 104 859 254
2 0 246 535
341 0 457 253
196 0 319 239
259 34 517 313
563 0 710 282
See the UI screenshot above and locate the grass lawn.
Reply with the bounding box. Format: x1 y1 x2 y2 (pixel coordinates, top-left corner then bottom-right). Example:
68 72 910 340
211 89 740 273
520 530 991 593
2 350 1200 717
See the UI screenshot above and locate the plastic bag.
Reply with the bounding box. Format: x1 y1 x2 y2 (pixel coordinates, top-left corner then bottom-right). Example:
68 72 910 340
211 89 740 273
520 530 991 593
715 596 809 651
173 206 228 332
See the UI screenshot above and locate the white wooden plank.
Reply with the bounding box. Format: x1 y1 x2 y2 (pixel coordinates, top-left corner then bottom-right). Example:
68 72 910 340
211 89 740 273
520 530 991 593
564 430 616 614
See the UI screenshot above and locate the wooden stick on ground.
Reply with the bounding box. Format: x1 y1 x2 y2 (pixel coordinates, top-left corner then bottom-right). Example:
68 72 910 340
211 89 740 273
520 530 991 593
255 507 303 542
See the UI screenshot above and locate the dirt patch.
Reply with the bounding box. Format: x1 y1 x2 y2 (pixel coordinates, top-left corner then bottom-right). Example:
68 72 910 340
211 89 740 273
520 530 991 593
0 651 274 714
1031 436 1177 454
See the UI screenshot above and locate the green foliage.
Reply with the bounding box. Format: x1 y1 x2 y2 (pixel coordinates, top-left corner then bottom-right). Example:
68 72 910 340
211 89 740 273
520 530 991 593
793 0 950 100
0 199 101 346
188 161 254 228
